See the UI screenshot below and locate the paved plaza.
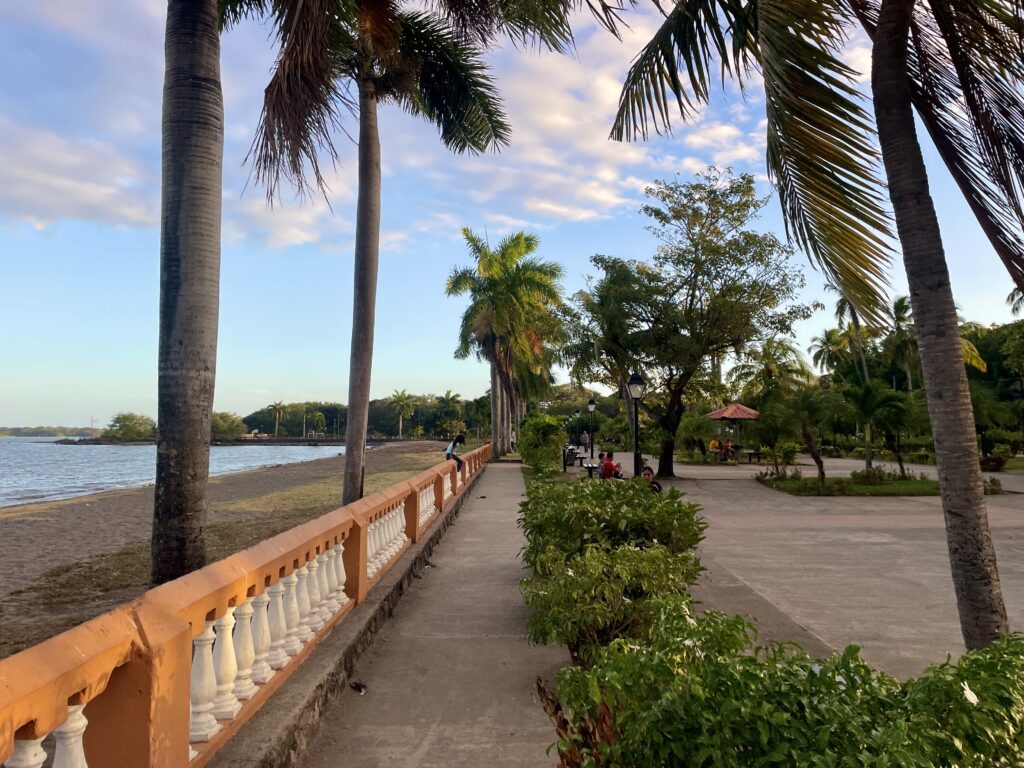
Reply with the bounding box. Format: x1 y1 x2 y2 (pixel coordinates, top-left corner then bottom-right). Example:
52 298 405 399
668 456 1024 678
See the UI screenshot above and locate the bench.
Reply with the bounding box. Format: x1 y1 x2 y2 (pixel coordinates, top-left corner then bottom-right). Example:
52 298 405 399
583 463 600 478
742 449 761 463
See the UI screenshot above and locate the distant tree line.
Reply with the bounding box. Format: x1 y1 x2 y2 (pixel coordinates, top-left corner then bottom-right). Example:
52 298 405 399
241 390 491 441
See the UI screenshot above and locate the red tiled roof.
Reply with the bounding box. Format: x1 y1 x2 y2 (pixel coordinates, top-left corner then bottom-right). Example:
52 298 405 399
705 402 760 420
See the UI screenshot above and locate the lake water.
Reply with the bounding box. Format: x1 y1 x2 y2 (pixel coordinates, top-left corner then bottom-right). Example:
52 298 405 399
0 437 346 508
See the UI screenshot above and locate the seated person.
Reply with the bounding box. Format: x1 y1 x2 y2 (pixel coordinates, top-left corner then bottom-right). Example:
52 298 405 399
601 451 617 479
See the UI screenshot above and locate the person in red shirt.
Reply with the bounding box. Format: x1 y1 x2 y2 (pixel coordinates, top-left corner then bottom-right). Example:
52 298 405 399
601 451 617 479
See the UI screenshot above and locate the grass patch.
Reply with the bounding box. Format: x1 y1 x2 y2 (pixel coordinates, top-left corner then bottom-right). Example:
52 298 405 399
1003 457 1024 471
760 476 941 497
26 461 442 609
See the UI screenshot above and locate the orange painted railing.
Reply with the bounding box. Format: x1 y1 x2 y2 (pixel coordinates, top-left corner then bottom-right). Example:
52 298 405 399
0 443 491 768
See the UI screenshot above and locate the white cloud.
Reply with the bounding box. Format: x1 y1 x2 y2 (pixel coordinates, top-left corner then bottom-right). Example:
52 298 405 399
0 118 156 228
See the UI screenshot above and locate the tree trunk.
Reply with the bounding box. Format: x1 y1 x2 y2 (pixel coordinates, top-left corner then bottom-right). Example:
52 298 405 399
873 0 1008 648
490 360 500 453
864 422 873 470
343 77 382 504
801 423 826 491
398 414 403 439
151 0 223 585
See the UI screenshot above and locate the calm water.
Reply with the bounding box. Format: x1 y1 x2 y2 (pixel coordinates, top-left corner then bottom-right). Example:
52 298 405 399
0 437 346 508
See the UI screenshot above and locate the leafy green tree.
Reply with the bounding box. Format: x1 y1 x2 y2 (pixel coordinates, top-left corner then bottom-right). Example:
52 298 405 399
310 410 327 435
210 412 247 441
787 386 834 490
390 389 416 438
573 171 814 476
105 412 158 442
728 337 811 407
151 0 224 585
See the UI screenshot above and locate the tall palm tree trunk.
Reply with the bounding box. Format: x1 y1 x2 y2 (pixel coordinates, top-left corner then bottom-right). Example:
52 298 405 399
343 76 382 504
151 0 223 585
873 0 1007 648
490 360 500 454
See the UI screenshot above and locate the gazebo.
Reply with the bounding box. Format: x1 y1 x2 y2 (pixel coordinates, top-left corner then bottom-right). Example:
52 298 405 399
705 402 760 457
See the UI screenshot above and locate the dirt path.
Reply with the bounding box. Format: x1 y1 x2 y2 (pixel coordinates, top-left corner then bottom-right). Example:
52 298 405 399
0 442 450 658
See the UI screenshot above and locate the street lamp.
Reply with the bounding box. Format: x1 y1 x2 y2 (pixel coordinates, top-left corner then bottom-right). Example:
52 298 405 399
574 408 581 446
587 397 596 459
627 372 646 476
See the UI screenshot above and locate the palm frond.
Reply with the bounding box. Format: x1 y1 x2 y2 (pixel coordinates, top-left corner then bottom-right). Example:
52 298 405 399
247 0 358 199
396 11 511 154
759 0 893 324
610 0 755 142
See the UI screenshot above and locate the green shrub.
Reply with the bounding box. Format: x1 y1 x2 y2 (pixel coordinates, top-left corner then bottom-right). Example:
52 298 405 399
849 466 902 485
779 442 801 465
519 413 566 478
987 428 1022 454
519 479 705 574
522 546 701 662
981 454 1008 472
541 597 1024 767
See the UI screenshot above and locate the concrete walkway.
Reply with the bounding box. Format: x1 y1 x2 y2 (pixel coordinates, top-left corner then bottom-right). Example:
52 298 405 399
304 463 566 768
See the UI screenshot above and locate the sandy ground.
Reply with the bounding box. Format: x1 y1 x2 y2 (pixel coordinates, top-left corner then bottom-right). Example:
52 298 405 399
0 441 450 658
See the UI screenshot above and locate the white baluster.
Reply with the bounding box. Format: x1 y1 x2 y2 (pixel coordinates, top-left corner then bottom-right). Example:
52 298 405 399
317 552 334 618
232 599 257 700
251 592 275 684
189 745 198 761
52 704 87 768
323 548 340 613
189 622 221 741
334 541 350 605
282 574 302 656
295 566 314 642
367 522 380 577
5 738 46 768
266 582 289 669
306 558 324 632
211 608 241 720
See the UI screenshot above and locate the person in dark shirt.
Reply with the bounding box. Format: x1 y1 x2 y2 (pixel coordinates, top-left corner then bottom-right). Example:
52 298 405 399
641 465 663 493
445 434 466 471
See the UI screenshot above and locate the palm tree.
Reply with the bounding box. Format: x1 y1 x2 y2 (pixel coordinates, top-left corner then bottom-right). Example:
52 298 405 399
224 2 521 504
827 284 873 384
391 389 416 438
808 328 851 381
446 229 564 454
269 400 288 438
311 410 327 435
844 381 906 471
790 386 830 491
151 0 224 585
728 337 811 406
610 0 1023 649
884 296 918 391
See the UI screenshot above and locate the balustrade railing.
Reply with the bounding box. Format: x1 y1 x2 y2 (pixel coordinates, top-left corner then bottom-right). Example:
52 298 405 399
0 443 491 768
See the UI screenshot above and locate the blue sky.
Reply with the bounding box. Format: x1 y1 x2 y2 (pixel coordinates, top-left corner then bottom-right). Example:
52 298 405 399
0 1 1016 427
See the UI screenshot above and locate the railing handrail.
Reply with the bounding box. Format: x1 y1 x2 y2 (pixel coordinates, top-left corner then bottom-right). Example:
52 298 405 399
0 443 491 766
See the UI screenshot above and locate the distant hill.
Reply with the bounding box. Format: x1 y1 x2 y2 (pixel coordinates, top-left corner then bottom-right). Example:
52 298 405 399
0 427 103 438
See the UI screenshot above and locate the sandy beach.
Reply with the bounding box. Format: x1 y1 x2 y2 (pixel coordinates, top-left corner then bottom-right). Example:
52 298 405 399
0 441 451 658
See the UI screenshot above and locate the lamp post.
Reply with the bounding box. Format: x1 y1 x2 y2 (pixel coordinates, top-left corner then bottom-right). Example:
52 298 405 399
587 397 596 459
627 372 646 477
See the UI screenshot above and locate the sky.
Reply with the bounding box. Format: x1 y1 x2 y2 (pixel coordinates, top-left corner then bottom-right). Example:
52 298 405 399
0 1 1017 427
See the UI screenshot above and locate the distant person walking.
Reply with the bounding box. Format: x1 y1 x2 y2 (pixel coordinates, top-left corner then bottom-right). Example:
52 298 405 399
510 428 517 452
445 434 466 472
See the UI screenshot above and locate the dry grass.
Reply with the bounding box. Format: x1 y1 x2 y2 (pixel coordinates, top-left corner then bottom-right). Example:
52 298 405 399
1 448 445 658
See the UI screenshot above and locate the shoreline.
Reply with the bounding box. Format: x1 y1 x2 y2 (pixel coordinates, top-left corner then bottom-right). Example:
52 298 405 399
0 441 451 658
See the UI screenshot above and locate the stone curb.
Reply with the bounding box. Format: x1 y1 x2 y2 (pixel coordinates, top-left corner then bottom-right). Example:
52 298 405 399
207 469 487 768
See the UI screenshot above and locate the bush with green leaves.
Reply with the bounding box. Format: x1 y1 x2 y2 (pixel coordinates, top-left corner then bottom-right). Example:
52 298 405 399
519 479 705 574
522 545 701 662
519 413 566 477
540 597 1024 767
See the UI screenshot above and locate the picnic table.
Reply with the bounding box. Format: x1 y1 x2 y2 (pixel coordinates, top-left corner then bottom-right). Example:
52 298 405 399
583 463 600 478
742 448 761 463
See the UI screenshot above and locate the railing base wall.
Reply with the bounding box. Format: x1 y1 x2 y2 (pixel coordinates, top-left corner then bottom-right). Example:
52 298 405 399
205 467 487 768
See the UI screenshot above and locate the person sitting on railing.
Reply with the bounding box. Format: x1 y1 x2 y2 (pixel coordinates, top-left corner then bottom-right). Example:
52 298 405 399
445 434 466 471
